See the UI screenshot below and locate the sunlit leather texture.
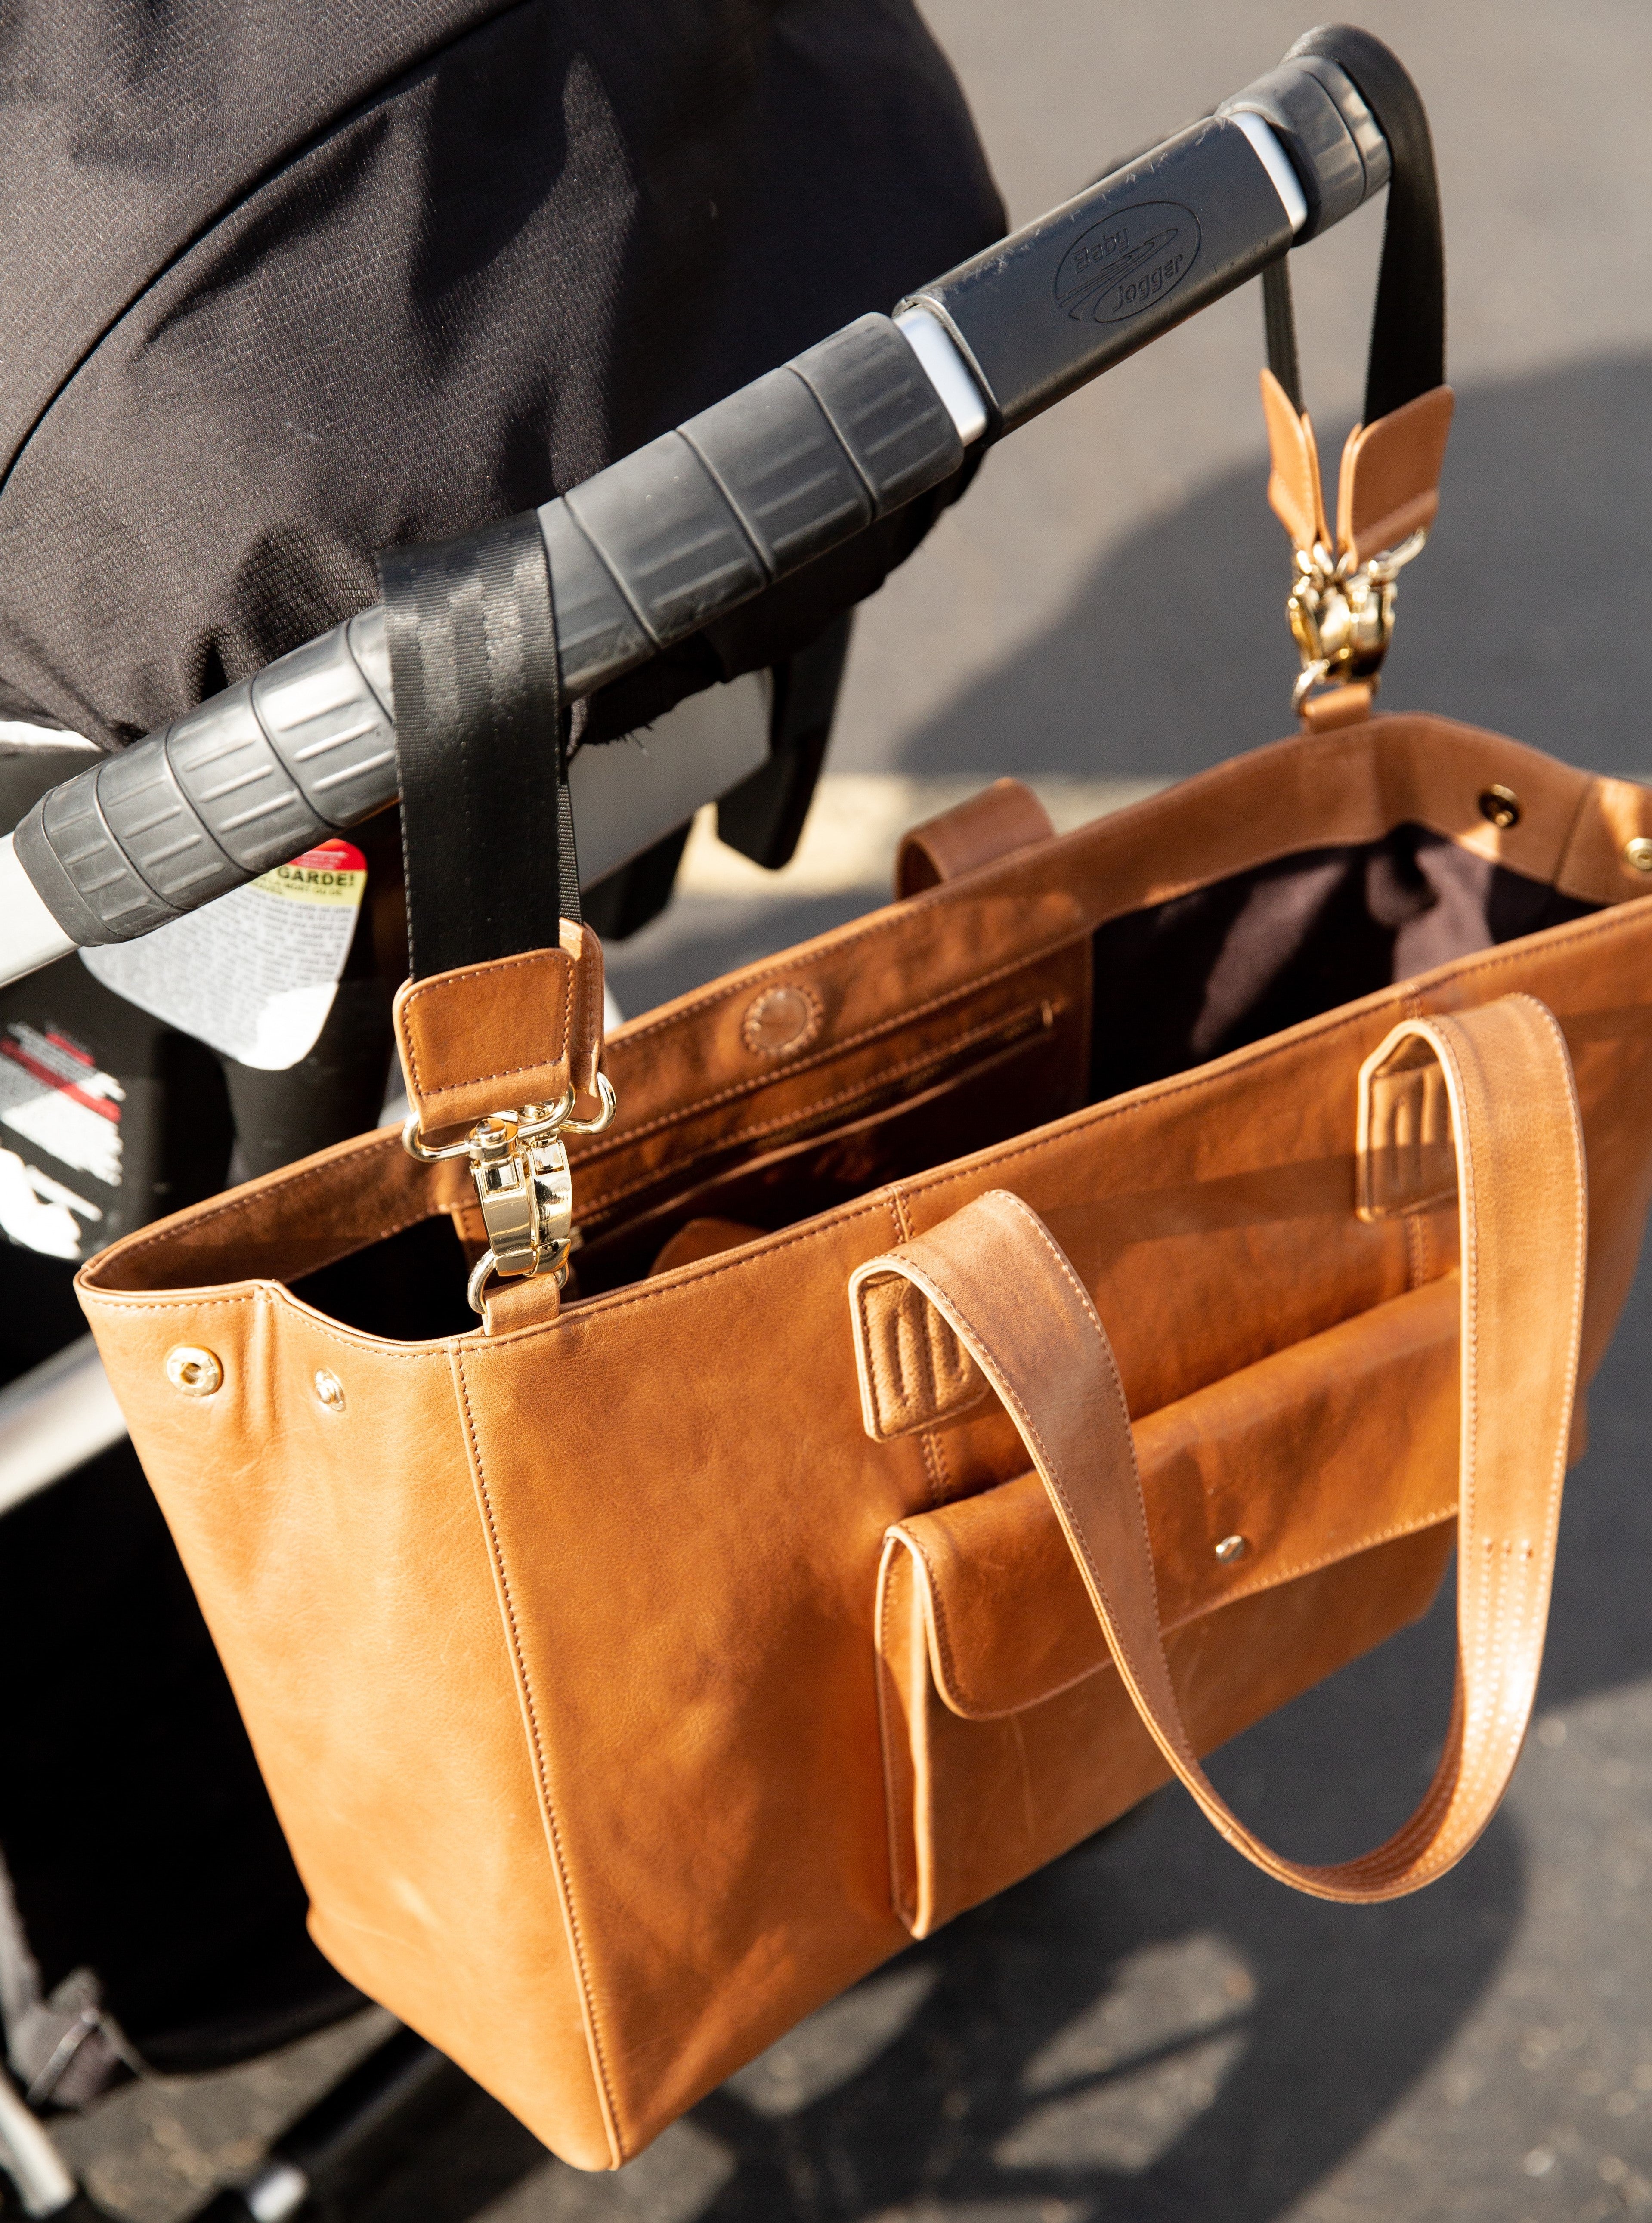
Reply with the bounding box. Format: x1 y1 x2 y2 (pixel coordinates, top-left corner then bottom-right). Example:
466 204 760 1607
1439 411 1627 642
77 721 1652 2170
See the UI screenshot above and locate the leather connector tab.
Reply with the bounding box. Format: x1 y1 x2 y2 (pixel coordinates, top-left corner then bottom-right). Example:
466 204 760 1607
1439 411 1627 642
1299 682 1375 733
896 779 1055 899
849 1265 989 1441
1260 367 1328 554
393 920 606 1145
1336 386 1454 566
1357 1030 1457 1221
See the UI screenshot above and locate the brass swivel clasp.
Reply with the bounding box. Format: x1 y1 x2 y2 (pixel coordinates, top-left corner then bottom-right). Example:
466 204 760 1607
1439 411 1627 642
1286 528 1427 715
402 1074 617 1318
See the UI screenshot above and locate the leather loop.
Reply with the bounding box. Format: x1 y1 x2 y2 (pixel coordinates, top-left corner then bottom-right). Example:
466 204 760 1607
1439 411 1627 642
392 920 606 1144
849 993 1586 1902
895 779 1055 899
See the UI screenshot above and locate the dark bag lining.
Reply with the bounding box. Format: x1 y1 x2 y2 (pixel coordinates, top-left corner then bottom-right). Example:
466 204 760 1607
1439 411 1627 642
1089 825 1599 1104
292 823 1606 1337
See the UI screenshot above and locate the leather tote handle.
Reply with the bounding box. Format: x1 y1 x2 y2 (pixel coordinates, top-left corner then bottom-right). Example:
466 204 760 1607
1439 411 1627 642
851 994 1585 1902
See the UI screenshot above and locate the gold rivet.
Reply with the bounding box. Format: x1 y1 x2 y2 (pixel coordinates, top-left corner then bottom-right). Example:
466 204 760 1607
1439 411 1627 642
1214 1534 1248 1565
165 1346 223 1398
1479 785 1522 831
1625 836 1652 875
313 1369 346 1412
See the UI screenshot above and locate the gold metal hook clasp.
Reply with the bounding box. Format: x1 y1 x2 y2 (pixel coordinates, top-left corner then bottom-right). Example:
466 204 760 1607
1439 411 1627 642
401 1072 618 1320
1285 528 1428 717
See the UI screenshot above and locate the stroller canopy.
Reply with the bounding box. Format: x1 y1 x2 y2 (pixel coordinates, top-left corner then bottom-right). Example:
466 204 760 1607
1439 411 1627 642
0 0 1002 750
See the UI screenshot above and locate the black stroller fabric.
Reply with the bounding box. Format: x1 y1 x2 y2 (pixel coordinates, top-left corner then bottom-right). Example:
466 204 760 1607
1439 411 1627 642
0 0 1004 751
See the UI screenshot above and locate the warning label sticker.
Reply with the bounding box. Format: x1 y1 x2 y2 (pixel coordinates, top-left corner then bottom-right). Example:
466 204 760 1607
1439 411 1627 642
83 840 368 1072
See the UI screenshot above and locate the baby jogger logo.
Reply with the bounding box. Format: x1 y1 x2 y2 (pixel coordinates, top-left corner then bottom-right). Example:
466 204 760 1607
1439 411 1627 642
1054 202 1200 323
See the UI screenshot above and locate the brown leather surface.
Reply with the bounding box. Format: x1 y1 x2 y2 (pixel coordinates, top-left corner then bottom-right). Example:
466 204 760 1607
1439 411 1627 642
858 996 1584 1902
895 778 1055 898
1298 680 1375 732
1260 366 1327 553
1358 1035 1457 1220
1337 385 1456 565
1260 371 1454 569
76 714 1652 2167
648 1217 763 1274
877 1274 1459 1715
393 919 606 1144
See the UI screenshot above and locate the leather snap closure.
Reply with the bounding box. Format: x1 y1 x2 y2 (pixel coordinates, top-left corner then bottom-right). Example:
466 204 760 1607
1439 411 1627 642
1478 785 1521 831
1213 1534 1248 1564
165 1346 223 1398
741 983 821 1058
313 1369 346 1412
1624 836 1652 875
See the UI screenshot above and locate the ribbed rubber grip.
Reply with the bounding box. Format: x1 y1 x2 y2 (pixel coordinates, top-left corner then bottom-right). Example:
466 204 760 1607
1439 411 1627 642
14 609 397 946
551 313 960 670
17 315 962 944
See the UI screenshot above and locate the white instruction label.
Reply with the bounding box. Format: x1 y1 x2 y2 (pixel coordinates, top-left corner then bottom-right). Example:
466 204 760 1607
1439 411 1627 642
83 840 368 1072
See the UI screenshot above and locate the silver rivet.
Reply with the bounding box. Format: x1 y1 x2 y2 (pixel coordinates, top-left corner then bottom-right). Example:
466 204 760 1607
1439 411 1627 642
1625 836 1652 875
1214 1534 1248 1564
313 1369 345 1411
165 1346 223 1398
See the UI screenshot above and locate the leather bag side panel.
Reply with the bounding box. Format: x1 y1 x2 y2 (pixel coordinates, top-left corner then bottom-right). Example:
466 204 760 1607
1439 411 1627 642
72 1287 615 2169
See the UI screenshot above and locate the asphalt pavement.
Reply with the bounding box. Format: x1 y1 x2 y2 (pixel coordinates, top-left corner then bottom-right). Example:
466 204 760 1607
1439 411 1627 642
51 5 1652 2220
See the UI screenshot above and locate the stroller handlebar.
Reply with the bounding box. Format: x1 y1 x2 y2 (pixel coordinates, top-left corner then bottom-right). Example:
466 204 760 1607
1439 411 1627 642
2 37 1394 983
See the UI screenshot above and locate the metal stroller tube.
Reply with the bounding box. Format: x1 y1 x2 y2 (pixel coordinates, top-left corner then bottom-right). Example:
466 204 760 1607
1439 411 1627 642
0 37 1399 987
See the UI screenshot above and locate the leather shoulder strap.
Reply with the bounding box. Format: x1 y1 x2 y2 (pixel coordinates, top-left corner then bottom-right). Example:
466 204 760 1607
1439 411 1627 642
849 993 1586 1903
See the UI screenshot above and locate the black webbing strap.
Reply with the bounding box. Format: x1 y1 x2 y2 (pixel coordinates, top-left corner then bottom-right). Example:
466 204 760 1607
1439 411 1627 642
378 510 579 982
1266 28 1445 425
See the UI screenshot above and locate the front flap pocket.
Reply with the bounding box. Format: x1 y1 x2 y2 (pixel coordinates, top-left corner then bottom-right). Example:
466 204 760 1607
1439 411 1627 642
875 1276 1461 1936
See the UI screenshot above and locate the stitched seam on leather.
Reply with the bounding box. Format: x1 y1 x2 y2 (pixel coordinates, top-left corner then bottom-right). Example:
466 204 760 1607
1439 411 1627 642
995 1199 1179 1718
580 959 1075 1178
891 1187 948 1505
100 893 1644 1300
86 1286 450 1363
902 898 1647 1217
573 1000 1058 1227
901 1216 1169 1751
402 958 573 1103
512 1196 895 1339
577 999 1058 1219
872 1539 918 1930
611 877 1085 1052
454 1348 623 2163
91 1130 421 1268
906 1502 1458 1720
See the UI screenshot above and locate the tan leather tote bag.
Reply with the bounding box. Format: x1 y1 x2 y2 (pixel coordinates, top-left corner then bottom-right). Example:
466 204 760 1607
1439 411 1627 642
76 187 1652 2167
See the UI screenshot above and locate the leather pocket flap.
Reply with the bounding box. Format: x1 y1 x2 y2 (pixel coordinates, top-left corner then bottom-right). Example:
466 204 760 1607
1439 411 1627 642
882 1276 1463 1721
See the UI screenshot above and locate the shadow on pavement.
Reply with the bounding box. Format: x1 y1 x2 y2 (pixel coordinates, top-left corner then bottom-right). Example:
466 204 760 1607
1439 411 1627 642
894 353 1652 782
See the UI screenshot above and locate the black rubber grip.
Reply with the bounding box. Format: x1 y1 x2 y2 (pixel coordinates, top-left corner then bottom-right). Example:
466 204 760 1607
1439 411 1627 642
15 615 396 944
553 313 960 667
903 116 1295 436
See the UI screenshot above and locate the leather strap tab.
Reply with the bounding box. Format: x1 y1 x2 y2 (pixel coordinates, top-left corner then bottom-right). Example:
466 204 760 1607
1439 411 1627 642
1260 366 1328 554
393 919 605 1144
1297 681 1375 733
1336 384 1455 564
849 993 1586 1903
895 779 1055 899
